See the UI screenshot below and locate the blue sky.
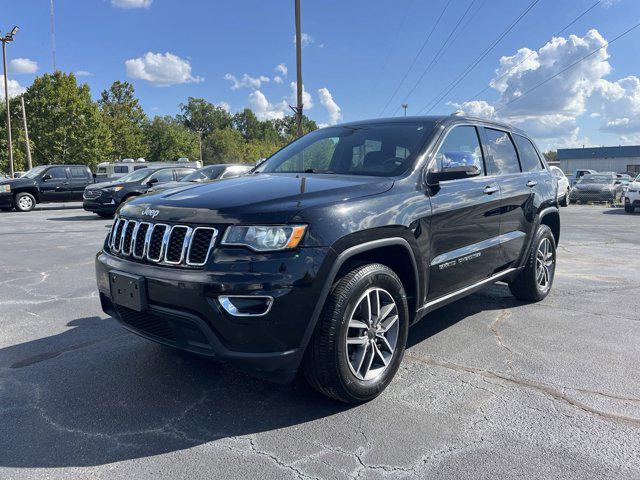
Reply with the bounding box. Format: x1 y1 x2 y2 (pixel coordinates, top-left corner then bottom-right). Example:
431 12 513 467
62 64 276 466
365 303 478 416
2 0 640 150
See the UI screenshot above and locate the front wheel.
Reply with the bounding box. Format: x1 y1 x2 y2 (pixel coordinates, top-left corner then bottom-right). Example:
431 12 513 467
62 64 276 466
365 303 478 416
509 224 556 302
303 263 409 403
14 192 36 212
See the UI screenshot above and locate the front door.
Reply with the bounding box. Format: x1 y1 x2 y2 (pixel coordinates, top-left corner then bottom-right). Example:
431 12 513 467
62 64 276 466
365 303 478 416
427 125 502 299
39 167 71 202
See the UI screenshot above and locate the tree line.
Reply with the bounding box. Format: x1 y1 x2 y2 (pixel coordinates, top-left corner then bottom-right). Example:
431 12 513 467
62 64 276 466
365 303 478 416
0 71 318 173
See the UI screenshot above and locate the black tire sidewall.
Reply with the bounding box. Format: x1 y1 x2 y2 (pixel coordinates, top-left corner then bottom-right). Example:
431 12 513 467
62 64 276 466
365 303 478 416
532 226 556 298
334 267 409 401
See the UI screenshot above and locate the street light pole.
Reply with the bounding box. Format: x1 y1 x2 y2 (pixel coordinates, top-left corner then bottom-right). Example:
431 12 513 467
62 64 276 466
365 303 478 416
197 130 203 163
1 26 18 178
402 103 408 117
294 0 303 138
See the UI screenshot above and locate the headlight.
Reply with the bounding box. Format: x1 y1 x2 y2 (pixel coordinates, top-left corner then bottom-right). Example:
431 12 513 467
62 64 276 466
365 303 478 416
222 225 307 251
106 186 124 192
0 185 10 193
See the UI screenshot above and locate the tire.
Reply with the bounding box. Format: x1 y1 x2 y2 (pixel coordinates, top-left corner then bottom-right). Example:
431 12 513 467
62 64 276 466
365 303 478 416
559 189 569 207
509 224 556 302
14 192 36 212
303 263 409 404
625 205 635 213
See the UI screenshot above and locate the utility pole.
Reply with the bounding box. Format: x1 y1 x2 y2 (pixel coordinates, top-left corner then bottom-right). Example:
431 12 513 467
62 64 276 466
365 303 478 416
2 26 19 179
20 95 32 170
197 130 203 163
294 0 303 137
50 0 57 71
402 103 408 117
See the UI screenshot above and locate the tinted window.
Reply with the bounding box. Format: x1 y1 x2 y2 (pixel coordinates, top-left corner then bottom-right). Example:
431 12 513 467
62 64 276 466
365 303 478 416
255 123 435 177
514 135 543 172
46 167 67 179
133 165 147 171
484 128 521 175
69 167 88 178
431 126 484 174
174 168 196 180
114 166 129 173
148 169 174 183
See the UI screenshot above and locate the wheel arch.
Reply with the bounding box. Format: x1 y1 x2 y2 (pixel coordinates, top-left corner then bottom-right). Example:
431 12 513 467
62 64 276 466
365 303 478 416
13 187 40 202
539 207 560 245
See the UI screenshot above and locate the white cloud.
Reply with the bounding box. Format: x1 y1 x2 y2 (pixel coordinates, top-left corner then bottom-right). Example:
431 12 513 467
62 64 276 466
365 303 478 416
111 0 152 8
125 52 202 86
293 33 314 48
589 76 640 135
273 76 283 84
224 73 269 90
9 58 38 74
216 101 231 112
275 63 288 76
449 100 495 118
0 77 25 101
247 90 288 120
317 87 341 125
75 70 93 77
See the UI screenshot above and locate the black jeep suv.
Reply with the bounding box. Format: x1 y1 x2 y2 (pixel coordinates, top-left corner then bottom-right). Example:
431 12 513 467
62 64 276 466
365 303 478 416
0 165 94 212
95 115 559 403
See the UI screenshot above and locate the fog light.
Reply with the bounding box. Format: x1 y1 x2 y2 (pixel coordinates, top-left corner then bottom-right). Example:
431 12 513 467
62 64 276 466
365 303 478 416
218 296 273 317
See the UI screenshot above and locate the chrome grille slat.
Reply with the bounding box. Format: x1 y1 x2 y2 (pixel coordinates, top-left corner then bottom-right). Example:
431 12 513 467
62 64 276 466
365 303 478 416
108 218 216 268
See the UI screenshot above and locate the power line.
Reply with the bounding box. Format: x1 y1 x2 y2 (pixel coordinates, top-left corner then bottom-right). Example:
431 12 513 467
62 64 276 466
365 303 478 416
390 0 477 117
378 0 452 116
493 20 640 114
360 0 413 117
466 0 602 103
420 0 541 114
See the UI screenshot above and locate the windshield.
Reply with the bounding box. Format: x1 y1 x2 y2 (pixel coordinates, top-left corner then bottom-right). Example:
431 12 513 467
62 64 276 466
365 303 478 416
578 175 614 184
22 166 49 179
255 122 436 177
180 167 219 182
117 169 152 183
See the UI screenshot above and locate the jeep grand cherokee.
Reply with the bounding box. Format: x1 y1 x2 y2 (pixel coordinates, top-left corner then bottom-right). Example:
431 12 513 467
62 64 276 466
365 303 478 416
95 115 559 403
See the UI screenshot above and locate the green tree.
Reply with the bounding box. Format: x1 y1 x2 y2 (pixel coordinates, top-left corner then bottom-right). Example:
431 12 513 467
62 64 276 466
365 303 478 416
99 80 148 160
20 72 110 170
0 99 29 174
543 150 557 163
145 116 199 162
232 109 262 141
177 97 232 135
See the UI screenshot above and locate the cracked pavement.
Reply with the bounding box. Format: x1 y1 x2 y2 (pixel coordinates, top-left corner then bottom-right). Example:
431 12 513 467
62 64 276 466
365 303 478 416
1 203 639 479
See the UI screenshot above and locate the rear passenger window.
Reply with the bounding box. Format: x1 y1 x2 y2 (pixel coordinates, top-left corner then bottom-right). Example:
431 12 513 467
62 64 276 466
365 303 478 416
514 134 544 172
69 167 88 178
431 126 484 174
484 128 521 175
46 167 67 179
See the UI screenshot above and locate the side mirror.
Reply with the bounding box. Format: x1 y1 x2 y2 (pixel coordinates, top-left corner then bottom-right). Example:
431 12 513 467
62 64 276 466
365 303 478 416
146 177 158 186
427 151 482 184
42 173 52 181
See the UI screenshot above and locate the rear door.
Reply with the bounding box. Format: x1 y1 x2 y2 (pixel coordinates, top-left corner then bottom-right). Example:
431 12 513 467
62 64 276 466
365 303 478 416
39 167 71 202
67 166 93 200
427 125 503 298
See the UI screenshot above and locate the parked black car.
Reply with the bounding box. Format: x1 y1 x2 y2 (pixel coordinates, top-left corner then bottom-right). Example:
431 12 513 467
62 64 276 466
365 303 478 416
145 164 252 194
0 165 94 212
569 173 620 204
95 115 559 403
83 166 196 217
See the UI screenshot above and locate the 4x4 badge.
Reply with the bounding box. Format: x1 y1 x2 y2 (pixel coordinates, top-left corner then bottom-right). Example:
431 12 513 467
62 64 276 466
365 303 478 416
141 207 160 219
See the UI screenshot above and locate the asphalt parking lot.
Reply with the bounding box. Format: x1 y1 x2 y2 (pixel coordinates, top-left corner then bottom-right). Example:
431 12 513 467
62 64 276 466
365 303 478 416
1 203 639 479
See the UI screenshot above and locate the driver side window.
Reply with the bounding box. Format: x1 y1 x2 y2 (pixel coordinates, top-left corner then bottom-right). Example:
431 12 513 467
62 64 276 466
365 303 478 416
431 126 484 174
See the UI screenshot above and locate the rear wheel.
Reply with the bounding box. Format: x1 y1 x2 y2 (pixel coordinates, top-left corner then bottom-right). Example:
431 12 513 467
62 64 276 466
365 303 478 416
14 192 36 212
509 224 556 302
625 205 635 213
303 263 409 403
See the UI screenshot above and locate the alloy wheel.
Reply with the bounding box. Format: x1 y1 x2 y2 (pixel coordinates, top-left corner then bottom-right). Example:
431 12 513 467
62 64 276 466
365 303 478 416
536 237 554 291
345 287 399 381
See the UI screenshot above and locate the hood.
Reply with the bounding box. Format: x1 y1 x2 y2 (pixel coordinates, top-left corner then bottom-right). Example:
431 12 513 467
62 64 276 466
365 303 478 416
575 182 613 191
0 177 36 188
120 173 394 224
86 179 135 190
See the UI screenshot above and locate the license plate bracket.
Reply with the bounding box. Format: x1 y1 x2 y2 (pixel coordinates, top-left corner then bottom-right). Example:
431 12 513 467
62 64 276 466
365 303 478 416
110 271 148 312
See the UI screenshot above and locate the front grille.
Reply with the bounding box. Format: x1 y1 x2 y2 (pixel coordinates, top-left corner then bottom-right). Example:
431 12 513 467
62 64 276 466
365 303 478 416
115 305 177 341
108 216 217 268
83 189 102 200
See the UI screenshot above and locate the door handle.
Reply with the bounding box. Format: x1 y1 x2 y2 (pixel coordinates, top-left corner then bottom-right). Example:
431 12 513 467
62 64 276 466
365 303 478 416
526 180 538 187
483 185 499 195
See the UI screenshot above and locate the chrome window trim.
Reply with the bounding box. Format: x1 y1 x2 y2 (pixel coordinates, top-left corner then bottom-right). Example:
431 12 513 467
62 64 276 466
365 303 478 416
186 227 218 266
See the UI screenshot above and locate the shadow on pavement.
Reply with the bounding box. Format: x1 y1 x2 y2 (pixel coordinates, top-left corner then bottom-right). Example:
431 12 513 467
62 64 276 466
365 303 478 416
602 208 638 215
47 215 111 222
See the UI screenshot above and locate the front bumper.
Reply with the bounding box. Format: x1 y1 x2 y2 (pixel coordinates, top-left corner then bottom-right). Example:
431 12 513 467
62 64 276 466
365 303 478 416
95 246 332 382
570 189 615 203
624 192 640 208
0 192 12 209
83 195 118 214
